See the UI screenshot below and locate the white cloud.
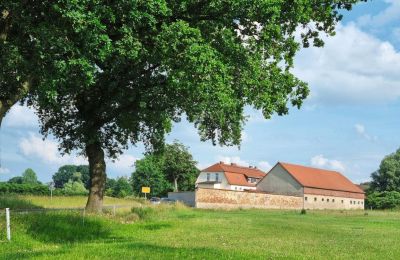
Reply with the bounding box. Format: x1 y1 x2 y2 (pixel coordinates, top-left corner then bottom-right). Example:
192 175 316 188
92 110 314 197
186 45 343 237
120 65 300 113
217 156 250 167
357 0 400 29
310 154 345 172
19 133 66 164
109 154 138 173
294 23 400 104
19 133 87 165
354 123 377 141
0 167 10 174
3 105 38 128
258 161 272 172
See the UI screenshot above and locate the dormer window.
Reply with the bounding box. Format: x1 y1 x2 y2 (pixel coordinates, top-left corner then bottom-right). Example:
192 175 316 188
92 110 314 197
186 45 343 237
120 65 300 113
248 177 257 184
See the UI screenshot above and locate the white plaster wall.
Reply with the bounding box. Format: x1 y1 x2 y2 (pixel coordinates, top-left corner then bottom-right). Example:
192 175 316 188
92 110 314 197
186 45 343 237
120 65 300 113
304 194 364 210
196 172 230 189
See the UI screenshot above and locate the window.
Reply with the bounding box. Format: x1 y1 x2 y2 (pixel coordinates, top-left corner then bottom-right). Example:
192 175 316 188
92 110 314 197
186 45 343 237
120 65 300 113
358 201 360 205
234 187 237 190
350 201 352 204
327 198 329 202
322 198 324 201
206 173 210 181
332 199 335 203
215 173 219 182
361 201 363 205
305 197 308 201
341 200 344 204
314 197 317 202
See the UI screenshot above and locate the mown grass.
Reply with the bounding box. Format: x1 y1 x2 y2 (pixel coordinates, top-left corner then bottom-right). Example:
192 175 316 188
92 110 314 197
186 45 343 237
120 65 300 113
0 197 400 259
0 195 143 209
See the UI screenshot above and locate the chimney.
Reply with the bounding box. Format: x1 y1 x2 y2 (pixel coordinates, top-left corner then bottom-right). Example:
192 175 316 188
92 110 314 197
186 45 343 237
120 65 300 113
219 161 223 164
249 166 253 168
231 163 237 166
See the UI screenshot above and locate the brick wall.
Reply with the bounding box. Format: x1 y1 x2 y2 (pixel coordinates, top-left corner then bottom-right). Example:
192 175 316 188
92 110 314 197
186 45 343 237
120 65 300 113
195 188 303 209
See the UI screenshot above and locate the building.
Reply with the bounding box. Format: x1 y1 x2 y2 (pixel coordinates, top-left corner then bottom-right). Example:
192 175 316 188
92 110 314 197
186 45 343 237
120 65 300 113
196 162 266 191
257 162 365 209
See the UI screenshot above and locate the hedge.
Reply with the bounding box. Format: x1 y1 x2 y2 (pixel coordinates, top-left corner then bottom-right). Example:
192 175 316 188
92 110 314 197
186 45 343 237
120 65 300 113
0 182 49 195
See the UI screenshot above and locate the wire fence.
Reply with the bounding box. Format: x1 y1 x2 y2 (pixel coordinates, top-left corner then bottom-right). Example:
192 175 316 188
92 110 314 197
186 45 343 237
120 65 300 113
0 205 133 242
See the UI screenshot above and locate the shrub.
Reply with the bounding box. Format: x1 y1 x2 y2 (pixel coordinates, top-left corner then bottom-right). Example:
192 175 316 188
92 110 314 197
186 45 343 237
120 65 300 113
366 191 400 209
62 180 88 196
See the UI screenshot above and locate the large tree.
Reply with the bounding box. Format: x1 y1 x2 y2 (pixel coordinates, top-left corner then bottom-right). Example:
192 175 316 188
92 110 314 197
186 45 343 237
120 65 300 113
163 141 199 192
32 1 363 212
22 168 39 184
370 148 400 193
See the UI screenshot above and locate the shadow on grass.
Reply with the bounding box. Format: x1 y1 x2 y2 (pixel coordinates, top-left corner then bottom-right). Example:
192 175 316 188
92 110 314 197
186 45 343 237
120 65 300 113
24 212 110 243
0 196 43 210
1 248 67 260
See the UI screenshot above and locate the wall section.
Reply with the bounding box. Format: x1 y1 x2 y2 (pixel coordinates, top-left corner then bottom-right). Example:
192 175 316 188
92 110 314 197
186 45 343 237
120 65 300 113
195 188 303 209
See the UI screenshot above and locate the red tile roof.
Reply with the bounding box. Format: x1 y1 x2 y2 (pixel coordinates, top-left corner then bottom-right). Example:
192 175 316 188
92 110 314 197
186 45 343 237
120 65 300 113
202 162 266 178
278 162 364 194
224 172 256 187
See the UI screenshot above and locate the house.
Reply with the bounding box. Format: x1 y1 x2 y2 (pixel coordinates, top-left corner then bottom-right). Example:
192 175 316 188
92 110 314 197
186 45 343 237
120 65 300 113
257 162 365 209
196 162 266 191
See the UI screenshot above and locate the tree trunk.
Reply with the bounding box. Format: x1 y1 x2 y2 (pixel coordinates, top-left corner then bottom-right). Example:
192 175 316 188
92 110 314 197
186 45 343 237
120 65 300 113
85 142 106 213
174 177 178 192
0 101 8 128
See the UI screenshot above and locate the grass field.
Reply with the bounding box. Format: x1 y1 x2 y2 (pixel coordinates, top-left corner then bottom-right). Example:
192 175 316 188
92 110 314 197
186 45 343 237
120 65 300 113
1 196 400 259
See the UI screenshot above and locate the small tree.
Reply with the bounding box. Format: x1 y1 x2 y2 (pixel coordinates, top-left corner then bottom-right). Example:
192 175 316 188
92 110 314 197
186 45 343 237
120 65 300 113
22 168 38 184
63 179 88 196
113 177 133 198
8 176 23 184
131 156 172 197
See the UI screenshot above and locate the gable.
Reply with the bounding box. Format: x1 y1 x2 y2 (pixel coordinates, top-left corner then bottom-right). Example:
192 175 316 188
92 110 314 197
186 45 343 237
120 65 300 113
257 164 303 196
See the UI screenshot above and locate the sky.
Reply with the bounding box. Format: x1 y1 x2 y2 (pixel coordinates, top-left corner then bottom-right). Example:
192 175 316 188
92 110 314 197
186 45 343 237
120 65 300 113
1 0 400 184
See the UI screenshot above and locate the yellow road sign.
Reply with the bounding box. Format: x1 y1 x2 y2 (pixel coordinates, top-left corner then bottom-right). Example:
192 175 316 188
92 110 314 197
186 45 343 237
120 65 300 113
141 187 150 193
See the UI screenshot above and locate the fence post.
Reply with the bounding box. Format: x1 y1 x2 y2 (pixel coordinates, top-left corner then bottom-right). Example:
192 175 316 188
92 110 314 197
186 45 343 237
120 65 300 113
6 208 10 241
113 205 116 217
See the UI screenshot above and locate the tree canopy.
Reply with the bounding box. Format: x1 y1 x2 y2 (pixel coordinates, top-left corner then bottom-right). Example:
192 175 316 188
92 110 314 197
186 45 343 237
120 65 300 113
370 148 400 193
52 165 90 189
3 1 364 212
22 168 39 184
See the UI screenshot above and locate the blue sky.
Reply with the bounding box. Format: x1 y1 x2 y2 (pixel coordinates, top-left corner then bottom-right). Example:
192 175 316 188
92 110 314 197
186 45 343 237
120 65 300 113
1 0 400 184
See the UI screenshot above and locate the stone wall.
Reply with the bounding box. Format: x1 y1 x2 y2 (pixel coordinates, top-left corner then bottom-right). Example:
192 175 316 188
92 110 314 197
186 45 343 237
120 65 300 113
195 188 303 209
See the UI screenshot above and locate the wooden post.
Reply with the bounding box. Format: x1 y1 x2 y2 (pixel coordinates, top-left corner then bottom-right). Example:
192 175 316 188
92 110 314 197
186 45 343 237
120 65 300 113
113 205 116 216
6 208 10 241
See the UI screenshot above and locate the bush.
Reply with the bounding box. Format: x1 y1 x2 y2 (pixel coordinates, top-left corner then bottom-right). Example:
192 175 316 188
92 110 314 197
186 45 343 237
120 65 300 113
366 191 400 209
63 180 88 195
0 182 48 195
131 206 155 220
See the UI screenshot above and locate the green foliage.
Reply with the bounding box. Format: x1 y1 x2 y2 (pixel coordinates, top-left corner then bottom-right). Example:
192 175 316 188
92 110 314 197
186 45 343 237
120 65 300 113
8 176 24 184
112 177 133 198
370 148 400 192
62 180 88 196
131 155 172 197
0 182 48 195
22 168 39 184
0 195 43 209
366 191 400 210
52 165 90 189
32 0 364 158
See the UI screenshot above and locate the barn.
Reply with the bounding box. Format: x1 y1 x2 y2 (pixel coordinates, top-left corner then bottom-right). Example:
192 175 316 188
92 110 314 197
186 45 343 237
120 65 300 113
257 162 365 209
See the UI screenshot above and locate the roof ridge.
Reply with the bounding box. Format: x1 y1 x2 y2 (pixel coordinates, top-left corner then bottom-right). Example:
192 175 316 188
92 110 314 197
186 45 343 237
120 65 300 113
279 161 341 174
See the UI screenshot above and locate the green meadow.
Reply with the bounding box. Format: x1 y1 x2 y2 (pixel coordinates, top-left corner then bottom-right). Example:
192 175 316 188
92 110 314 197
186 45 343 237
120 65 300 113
1 196 400 259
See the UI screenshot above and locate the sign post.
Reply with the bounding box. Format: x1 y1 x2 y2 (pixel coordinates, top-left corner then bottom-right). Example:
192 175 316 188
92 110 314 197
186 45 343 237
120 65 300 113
49 182 55 200
141 187 150 199
6 208 10 241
